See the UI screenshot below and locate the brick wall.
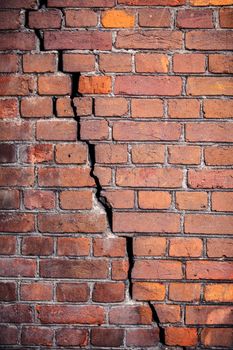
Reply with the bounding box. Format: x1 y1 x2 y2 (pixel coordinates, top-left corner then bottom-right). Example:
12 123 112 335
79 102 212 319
0 0 233 348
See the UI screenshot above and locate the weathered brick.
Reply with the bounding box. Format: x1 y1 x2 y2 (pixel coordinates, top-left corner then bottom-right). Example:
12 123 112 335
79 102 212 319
19 144 53 163
153 304 181 323
118 0 185 4
0 76 35 96
0 54 18 72
207 238 233 258
21 283 53 301
109 306 152 325
22 237 53 256
169 283 201 302
186 261 233 280
21 97 53 117
91 328 124 347
173 53 205 73
176 192 208 210
212 192 233 212
0 258 36 277
57 237 90 256
135 53 169 73
38 75 71 95
209 54 233 74
132 260 183 279
24 190 55 210
185 214 233 234
187 77 233 96
205 146 233 165
133 282 165 301
56 144 87 164
38 167 94 187
186 123 233 142
112 260 129 280
138 191 171 209
0 304 33 323
93 238 126 257
56 328 88 347
0 144 16 163
80 119 109 140
0 190 19 209
103 189 134 209
99 53 132 73
201 328 233 347
0 213 34 232
131 98 163 118
29 9 61 29
22 326 54 346
48 0 115 6
0 32 36 50
133 237 166 256
23 54 56 73
95 97 128 117
60 190 92 209
168 145 201 165
65 9 97 27
186 30 233 50
169 238 203 257
188 169 233 189
126 328 160 347
203 99 233 119
0 121 33 141
177 9 213 28
0 325 18 345
0 99 18 118
0 0 37 8
95 144 128 164
36 120 77 141
220 8 233 28
186 305 233 324
93 282 125 302
139 8 171 27
0 236 16 255
56 283 89 302
63 53 95 72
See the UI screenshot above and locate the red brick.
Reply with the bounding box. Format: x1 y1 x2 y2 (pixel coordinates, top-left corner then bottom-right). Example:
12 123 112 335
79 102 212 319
0 99 18 118
0 54 18 72
0 258 36 277
168 145 201 164
24 190 55 210
153 304 181 323
186 123 233 142
0 213 34 232
0 144 16 163
0 236 16 255
0 282 16 301
139 191 171 209
112 260 129 280
101 9 135 28
165 327 198 346
0 190 19 209
40 259 108 279
0 32 36 50
136 53 169 73
187 77 233 96
207 238 233 258
132 260 183 279
203 99 233 119
56 97 73 117
99 53 132 73
44 31 112 50
94 166 112 186
116 30 182 50
63 53 95 72
115 76 182 96
126 328 160 347
19 144 53 163
21 283 53 301
66 9 97 27
133 237 166 256
220 8 233 28
28 9 62 28
21 97 53 117
38 75 71 95
56 143 87 164
0 167 34 186
91 328 124 347
185 214 233 234
22 327 53 346
95 97 128 117
103 189 134 209
187 261 233 280
80 119 109 140
57 237 90 256
48 0 115 6
36 120 77 141
177 9 213 28
56 283 89 302
0 304 33 324
38 213 106 233
22 237 53 256
23 54 56 73
169 283 201 302
37 305 105 324
189 169 233 189
116 167 183 188
186 30 233 50
209 54 233 74
201 328 233 347
118 0 185 4
0 121 33 141
60 190 92 210
186 305 233 324
169 238 202 257
173 53 205 73
0 76 35 96
204 284 233 302
113 121 181 141
93 238 126 257
38 167 94 187
95 144 128 164
176 192 208 210
56 328 88 347
0 0 37 8
0 326 18 345
205 146 233 165
212 192 233 212
168 99 200 118
109 305 152 325
131 98 163 118
93 282 125 302
139 8 171 27
133 282 165 301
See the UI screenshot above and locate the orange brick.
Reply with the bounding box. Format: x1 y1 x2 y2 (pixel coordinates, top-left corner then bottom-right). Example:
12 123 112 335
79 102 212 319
173 53 205 73
187 77 233 96
132 260 183 279
165 328 198 347
132 144 165 164
201 328 233 347
203 99 233 119
204 284 233 302
190 0 233 5
168 99 200 119
212 192 233 212
133 282 166 301
207 238 233 258
186 261 233 280
135 53 169 73
169 238 203 257
99 53 132 73
131 99 163 118
139 191 171 209
79 76 112 94
168 145 201 165
205 146 233 165
186 305 233 324
133 237 166 257
169 283 201 302
153 304 181 323
176 192 208 210
102 9 135 28
186 123 233 142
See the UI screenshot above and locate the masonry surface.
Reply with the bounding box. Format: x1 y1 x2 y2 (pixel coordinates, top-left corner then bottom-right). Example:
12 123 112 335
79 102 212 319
0 0 233 349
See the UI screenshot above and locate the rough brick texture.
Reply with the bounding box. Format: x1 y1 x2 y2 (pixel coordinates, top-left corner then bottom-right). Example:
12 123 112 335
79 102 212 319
0 0 232 349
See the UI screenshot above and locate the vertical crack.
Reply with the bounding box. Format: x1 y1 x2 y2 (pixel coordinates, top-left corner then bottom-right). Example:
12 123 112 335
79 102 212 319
148 301 165 345
125 236 134 299
38 0 47 9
